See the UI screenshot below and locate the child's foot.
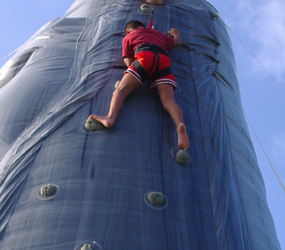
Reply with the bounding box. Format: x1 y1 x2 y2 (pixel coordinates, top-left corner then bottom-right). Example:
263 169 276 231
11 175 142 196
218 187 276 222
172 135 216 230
88 114 114 128
177 123 189 150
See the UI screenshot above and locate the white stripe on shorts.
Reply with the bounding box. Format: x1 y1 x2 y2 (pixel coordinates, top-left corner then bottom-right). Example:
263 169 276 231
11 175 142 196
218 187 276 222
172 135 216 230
125 69 143 85
153 78 176 88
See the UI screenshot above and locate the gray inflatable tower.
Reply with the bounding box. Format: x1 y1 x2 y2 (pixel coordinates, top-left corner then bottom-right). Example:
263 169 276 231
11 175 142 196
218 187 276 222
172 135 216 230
0 0 281 249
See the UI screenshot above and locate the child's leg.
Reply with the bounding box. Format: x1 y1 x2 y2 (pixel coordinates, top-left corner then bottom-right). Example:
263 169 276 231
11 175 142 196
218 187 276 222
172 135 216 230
156 84 189 150
89 73 140 127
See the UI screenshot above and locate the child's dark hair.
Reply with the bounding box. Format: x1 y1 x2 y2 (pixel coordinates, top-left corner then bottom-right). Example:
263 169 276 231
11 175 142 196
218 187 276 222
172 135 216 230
124 20 146 34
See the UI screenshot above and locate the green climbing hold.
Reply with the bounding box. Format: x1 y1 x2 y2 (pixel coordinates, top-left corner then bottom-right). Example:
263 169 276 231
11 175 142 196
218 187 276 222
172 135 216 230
40 184 56 197
85 118 104 131
176 149 189 166
147 192 164 206
81 244 93 250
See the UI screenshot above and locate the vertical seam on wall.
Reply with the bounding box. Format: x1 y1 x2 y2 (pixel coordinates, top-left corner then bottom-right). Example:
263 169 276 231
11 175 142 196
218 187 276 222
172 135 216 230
187 9 220 250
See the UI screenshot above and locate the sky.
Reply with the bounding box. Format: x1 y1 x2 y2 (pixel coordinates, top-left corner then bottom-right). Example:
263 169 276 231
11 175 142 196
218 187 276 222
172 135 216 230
0 0 284 248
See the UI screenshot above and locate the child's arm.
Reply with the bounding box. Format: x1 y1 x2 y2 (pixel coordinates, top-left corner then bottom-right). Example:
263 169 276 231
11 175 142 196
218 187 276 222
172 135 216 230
124 57 134 67
167 28 182 47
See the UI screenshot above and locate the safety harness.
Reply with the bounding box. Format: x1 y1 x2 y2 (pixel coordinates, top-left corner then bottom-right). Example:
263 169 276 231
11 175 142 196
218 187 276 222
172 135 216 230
132 43 173 82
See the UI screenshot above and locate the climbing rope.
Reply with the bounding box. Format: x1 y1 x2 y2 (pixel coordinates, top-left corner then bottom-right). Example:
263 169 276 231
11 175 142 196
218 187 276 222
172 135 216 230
217 15 285 94
216 15 285 194
243 108 285 194
138 1 155 28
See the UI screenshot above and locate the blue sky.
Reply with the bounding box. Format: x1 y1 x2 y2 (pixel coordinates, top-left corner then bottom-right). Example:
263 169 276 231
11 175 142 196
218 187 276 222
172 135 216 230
0 0 284 248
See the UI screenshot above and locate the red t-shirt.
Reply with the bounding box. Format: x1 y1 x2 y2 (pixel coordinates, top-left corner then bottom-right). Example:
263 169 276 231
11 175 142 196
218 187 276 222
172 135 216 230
122 27 175 58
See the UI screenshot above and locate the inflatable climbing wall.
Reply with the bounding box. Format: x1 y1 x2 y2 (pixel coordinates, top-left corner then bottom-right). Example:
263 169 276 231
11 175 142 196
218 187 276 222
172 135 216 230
0 0 281 249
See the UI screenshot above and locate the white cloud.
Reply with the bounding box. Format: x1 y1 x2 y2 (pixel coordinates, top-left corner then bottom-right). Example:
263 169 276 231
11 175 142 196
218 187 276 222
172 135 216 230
219 0 285 81
272 131 285 162
232 0 285 81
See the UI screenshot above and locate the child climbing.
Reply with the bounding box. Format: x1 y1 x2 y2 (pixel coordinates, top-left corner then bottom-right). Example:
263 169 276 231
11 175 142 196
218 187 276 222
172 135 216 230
89 20 189 150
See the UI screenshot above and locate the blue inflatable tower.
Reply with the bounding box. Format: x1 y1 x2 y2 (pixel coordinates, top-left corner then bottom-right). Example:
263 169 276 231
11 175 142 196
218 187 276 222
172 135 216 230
0 0 281 249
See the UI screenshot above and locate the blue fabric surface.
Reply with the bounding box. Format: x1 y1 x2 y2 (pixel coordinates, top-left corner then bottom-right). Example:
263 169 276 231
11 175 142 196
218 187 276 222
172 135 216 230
0 0 280 249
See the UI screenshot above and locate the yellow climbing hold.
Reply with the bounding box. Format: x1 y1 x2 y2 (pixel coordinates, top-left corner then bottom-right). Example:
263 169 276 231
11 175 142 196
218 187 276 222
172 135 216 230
114 80 120 89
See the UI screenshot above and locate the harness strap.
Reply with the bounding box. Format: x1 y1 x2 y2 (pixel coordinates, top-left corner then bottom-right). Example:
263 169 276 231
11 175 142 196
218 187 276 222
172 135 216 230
147 52 159 75
153 66 172 79
131 60 148 82
131 44 172 82
135 43 169 56
131 56 172 82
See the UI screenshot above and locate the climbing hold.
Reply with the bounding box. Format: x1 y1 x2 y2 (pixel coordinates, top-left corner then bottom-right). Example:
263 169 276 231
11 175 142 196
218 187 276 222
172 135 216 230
85 118 104 131
146 0 164 5
81 244 93 250
147 192 164 206
114 80 120 89
140 4 152 15
37 184 59 200
144 191 168 210
40 184 56 197
75 241 102 250
176 149 189 166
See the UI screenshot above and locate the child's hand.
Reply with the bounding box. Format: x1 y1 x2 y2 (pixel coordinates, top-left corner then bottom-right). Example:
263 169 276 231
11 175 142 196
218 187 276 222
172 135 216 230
167 28 182 47
167 28 180 37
